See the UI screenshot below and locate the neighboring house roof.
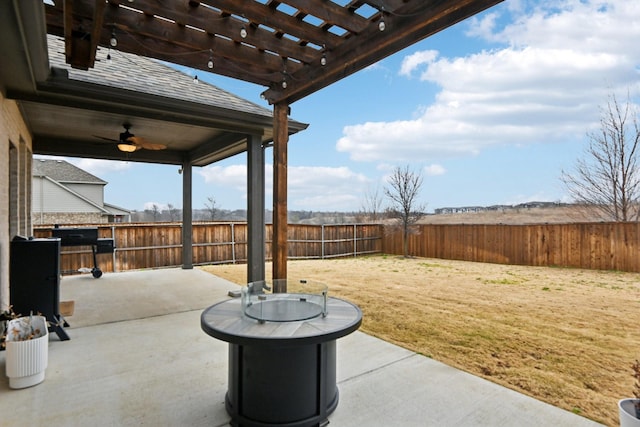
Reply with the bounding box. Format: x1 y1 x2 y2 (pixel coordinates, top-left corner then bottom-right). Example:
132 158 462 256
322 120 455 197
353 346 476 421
103 202 131 216
33 158 106 185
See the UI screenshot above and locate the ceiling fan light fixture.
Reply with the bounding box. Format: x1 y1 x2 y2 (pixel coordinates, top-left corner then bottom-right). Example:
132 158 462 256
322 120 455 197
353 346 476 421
117 143 137 153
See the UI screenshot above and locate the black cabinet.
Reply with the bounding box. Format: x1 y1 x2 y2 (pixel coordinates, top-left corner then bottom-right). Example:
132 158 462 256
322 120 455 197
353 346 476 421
10 237 69 340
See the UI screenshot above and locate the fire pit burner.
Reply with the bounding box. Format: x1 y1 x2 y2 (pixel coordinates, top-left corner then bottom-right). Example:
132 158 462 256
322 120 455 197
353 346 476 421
242 279 327 323
244 297 324 322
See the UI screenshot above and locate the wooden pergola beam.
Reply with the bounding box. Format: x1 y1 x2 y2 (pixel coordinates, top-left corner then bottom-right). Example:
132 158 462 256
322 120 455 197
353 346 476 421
62 0 105 70
264 0 504 104
46 0 504 103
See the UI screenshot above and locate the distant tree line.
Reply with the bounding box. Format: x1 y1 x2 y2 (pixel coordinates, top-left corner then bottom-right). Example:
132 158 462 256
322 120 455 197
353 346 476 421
130 207 249 223
129 207 369 224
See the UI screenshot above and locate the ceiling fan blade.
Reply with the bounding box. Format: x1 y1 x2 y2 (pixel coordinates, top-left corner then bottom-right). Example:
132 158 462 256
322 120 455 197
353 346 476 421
93 135 120 142
129 136 167 151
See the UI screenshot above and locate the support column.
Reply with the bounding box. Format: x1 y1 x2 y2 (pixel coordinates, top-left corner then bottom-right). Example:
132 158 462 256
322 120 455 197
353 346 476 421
247 134 265 283
181 161 193 269
272 102 289 291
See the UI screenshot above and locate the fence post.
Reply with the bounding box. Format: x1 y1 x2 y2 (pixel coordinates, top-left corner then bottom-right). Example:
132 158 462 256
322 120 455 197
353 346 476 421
231 223 236 264
321 224 325 259
111 225 117 272
353 224 357 257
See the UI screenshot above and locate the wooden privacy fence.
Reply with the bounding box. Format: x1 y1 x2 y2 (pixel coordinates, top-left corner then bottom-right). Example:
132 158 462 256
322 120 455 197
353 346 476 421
33 222 383 275
33 222 640 274
382 223 640 273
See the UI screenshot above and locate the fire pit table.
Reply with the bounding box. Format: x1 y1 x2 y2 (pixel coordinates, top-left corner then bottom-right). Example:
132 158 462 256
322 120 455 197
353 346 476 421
201 280 362 427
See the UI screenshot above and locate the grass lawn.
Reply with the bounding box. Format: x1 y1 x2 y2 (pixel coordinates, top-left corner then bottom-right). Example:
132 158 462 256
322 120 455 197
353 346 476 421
201 255 640 426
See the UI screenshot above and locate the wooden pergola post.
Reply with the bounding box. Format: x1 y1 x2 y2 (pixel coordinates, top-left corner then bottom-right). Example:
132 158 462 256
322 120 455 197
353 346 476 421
272 102 289 291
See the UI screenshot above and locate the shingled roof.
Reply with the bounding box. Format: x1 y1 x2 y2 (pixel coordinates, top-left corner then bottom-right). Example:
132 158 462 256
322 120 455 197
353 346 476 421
33 159 106 185
47 35 272 118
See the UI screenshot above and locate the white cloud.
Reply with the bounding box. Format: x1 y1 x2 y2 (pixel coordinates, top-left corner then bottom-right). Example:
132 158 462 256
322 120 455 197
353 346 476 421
143 201 168 211
198 163 370 211
73 158 132 176
198 164 247 190
424 164 446 176
465 12 500 40
288 166 370 210
399 50 439 77
337 0 640 163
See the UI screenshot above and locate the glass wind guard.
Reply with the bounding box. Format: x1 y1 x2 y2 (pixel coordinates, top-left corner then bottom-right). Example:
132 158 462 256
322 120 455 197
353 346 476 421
241 279 328 323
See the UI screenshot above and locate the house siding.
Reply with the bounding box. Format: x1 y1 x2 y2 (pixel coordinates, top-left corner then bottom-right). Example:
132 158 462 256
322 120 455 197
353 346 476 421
32 177 109 225
65 182 105 205
32 177 104 214
1 91 33 312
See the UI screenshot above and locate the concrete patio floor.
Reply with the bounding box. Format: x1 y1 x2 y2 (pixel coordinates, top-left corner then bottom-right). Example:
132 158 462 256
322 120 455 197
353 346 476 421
0 268 604 426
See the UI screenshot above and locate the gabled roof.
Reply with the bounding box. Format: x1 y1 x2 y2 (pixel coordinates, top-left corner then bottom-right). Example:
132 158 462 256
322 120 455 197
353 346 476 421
33 159 106 185
47 35 271 119
104 202 131 216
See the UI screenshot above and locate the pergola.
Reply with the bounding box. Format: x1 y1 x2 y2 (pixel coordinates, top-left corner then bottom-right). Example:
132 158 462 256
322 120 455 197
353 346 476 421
3 0 503 287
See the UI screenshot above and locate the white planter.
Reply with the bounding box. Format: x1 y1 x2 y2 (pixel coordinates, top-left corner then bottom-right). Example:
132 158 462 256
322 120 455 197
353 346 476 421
619 399 640 427
5 316 49 389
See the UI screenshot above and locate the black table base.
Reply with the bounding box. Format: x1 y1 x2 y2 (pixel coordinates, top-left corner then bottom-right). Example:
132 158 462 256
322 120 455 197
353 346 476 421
201 297 361 427
226 340 337 427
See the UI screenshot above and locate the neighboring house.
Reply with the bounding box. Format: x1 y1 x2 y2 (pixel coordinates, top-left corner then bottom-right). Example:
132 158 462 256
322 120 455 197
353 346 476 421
32 159 130 225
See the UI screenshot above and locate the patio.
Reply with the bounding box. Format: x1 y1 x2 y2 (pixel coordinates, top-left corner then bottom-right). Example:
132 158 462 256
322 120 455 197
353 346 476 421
0 268 603 426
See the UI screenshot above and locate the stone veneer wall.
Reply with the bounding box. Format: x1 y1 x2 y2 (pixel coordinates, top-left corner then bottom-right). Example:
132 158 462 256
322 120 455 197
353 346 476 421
32 212 106 226
0 91 32 312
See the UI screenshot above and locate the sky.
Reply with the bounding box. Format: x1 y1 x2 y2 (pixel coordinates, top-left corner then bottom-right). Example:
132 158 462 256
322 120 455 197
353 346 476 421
37 0 640 214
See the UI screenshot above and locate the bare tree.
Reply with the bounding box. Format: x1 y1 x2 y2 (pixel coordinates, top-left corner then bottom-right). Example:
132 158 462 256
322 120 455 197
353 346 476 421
166 203 180 222
359 185 384 222
204 196 218 221
384 165 426 257
561 93 640 222
149 204 160 222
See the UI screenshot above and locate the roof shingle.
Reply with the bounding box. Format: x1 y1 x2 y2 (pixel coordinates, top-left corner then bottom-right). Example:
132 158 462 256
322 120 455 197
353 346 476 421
33 159 106 184
47 35 272 118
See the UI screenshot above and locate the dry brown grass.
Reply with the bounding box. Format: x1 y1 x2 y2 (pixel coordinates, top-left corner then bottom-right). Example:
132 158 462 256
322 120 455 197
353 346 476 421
200 255 640 426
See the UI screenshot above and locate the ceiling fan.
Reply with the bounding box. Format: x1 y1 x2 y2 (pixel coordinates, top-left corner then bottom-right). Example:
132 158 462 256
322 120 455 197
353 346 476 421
96 124 167 152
